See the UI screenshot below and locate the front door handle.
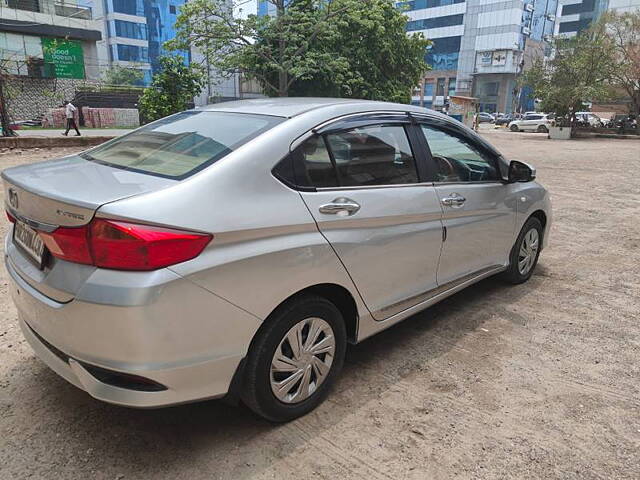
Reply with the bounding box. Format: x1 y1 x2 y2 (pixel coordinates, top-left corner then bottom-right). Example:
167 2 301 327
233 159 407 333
441 194 466 207
319 198 361 216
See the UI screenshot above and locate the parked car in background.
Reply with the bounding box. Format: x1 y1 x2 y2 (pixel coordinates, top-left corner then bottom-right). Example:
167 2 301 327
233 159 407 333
477 112 495 123
495 114 515 126
508 113 554 133
575 112 603 128
3 98 551 422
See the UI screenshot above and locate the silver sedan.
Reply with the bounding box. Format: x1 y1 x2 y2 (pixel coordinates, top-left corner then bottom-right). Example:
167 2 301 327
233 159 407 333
3 98 551 421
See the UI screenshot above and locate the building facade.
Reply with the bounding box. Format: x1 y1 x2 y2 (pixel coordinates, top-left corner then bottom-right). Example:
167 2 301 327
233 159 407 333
555 0 640 36
0 0 108 119
0 0 105 80
102 0 188 85
407 0 558 114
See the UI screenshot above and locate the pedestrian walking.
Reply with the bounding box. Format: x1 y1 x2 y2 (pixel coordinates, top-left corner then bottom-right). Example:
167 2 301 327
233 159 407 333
62 101 81 136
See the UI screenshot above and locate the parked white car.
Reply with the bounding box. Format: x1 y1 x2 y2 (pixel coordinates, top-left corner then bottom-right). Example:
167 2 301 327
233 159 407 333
575 112 603 127
508 113 554 133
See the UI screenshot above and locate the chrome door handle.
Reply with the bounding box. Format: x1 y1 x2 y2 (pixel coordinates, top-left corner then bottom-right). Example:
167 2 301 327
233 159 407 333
441 194 466 207
319 198 361 216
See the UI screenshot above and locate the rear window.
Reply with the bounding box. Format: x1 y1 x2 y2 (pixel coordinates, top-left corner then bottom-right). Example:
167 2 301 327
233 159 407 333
81 111 284 179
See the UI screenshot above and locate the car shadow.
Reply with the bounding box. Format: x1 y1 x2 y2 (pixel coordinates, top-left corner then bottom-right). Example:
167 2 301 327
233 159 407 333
2 270 546 478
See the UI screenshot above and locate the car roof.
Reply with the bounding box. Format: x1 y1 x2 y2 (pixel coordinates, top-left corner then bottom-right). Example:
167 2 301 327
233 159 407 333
196 97 436 118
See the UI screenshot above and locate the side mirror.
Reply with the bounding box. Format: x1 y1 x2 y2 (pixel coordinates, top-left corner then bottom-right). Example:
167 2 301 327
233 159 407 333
508 160 536 183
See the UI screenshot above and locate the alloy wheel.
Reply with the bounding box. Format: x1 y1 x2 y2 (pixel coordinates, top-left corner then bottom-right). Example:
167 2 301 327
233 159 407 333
270 317 335 404
518 228 540 275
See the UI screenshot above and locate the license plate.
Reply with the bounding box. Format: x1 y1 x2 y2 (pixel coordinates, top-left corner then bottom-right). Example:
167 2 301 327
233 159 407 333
13 220 46 269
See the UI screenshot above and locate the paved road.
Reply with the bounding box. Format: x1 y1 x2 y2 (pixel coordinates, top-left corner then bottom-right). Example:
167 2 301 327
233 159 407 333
1 132 639 479
14 128 133 137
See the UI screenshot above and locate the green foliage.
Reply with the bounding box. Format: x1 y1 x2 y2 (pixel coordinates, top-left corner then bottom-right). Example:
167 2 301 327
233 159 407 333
138 55 206 122
522 28 615 121
597 11 640 115
102 66 145 86
169 0 429 101
280 0 430 103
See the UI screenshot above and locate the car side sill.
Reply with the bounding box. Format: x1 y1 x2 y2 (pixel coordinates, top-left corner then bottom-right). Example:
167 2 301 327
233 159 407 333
356 265 506 343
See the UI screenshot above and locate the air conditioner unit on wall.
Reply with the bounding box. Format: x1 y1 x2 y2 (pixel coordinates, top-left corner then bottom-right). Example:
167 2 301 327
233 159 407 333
546 14 556 21
525 3 534 12
523 26 531 35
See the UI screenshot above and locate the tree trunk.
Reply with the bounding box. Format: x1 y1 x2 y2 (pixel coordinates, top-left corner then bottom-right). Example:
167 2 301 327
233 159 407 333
0 74 17 137
276 0 288 97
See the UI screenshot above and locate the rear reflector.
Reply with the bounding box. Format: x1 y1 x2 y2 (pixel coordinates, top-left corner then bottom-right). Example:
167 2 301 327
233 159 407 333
34 217 211 271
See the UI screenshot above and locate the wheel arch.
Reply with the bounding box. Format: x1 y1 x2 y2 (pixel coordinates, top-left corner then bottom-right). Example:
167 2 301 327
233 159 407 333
528 209 547 247
224 282 359 404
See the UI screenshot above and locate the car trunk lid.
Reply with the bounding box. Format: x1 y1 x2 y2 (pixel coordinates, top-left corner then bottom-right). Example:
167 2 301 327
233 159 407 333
3 154 176 227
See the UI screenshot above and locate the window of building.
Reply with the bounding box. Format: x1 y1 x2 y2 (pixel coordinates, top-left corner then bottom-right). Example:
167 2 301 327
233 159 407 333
406 14 464 31
112 0 144 16
558 18 593 33
398 0 465 12
420 125 498 183
436 78 446 96
447 78 456 96
561 0 595 16
426 36 461 71
169 5 177 14
326 125 419 187
116 44 149 62
481 82 499 97
424 83 434 97
114 20 148 40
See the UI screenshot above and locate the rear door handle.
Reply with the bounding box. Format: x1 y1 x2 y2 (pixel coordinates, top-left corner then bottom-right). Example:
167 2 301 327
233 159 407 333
441 194 466 207
319 198 361 216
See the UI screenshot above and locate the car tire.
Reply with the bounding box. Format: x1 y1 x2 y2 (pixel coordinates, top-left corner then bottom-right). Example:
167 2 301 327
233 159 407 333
510 124 520 132
240 294 347 422
502 217 543 284
537 125 548 133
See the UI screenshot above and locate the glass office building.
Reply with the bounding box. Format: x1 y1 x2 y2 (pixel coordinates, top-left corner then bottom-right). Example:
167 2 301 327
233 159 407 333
555 0 640 36
104 0 188 85
408 0 559 114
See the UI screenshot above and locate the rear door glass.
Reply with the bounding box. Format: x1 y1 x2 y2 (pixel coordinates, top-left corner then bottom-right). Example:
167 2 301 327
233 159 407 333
82 111 284 179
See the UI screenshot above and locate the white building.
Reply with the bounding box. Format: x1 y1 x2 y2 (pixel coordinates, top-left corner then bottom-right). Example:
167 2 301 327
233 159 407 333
406 0 558 114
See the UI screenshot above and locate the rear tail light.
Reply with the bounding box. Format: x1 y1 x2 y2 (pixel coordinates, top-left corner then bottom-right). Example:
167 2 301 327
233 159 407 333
38 218 212 271
6 211 16 223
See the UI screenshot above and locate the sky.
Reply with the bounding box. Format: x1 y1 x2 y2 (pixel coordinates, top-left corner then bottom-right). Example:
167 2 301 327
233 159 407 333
235 0 258 19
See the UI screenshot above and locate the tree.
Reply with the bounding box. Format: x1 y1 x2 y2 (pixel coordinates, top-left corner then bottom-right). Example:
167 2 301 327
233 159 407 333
522 28 615 126
170 0 428 101
598 11 640 116
169 0 355 97
102 66 145 86
266 0 430 103
138 55 206 122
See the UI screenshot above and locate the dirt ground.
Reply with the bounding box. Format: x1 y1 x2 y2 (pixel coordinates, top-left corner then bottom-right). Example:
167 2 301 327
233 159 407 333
0 131 639 480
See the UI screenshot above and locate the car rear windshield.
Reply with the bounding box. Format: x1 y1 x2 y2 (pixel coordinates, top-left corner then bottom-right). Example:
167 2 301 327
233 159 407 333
81 111 284 179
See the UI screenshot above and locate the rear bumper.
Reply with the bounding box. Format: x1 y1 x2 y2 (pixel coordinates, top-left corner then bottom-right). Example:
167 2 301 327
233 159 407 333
6 248 262 408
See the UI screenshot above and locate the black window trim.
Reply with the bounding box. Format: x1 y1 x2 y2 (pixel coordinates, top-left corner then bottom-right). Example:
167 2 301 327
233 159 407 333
275 111 508 192
291 120 429 191
415 117 505 185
